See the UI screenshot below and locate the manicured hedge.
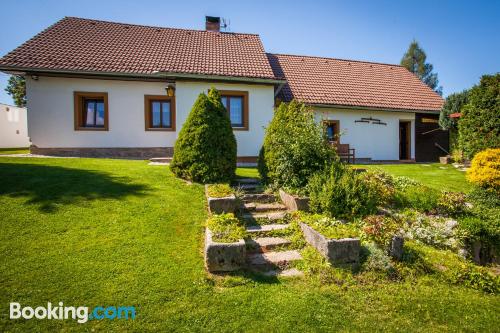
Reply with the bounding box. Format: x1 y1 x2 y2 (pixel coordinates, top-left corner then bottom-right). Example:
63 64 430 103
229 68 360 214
170 88 237 183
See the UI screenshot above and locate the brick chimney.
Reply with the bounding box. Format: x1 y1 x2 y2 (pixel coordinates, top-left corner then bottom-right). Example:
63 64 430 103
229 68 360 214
205 16 220 32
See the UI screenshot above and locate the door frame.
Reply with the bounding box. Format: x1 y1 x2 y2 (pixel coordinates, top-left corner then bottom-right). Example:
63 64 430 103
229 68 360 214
399 120 411 160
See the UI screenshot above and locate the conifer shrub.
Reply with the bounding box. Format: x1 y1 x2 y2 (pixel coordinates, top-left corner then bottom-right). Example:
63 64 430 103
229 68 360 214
170 88 237 183
258 100 336 191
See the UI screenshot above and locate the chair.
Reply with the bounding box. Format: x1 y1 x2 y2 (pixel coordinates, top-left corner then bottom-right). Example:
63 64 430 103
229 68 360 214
332 143 355 164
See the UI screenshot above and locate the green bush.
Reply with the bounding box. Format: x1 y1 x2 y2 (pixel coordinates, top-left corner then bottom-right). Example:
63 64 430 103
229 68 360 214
307 164 379 219
452 264 500 294
458 74 500 159
394 185 439 212
362 215 399 247
467 186 500 207
170 88 237 183
206 213 246 243
258 100 336 191
360 170 396 206
361 242 397 276
458 216 500 256
437 191 467 216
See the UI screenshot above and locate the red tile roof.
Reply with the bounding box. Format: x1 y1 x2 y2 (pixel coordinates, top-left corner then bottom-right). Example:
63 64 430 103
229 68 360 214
267 53 444 112
0 17 278 80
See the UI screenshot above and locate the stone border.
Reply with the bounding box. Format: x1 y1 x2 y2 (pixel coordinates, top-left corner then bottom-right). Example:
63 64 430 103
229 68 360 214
279 189 309 212
300 222 360 265
205 184 238 214
204 228 246 272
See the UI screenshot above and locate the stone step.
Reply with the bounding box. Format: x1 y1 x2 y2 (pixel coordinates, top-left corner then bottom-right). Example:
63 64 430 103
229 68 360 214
242 211 287 223
242 193 276 204
246 237 291 253
246 224 290 234
243 202 287 212
236 184 261 191
247 250 302 271
149 157 172 163
260 268 304 278
235 178 260 185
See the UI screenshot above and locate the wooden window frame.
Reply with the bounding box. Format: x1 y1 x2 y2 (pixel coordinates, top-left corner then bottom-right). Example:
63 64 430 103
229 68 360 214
323 120 340 143
74 92 109 131
219 90 249 131
144 95 176 131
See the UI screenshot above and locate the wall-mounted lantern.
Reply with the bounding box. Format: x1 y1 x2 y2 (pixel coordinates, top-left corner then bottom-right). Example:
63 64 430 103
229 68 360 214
166 83 176 97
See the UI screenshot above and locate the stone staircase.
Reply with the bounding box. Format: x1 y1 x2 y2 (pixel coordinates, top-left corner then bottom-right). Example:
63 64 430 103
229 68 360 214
234 178 303 277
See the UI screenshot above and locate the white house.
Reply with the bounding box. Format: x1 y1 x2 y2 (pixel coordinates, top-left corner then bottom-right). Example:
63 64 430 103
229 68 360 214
0 16 446 162
0 103 30 148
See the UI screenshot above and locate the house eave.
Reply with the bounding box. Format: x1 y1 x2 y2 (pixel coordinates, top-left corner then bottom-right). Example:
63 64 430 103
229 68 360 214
0 66 285 85
311 103 441 114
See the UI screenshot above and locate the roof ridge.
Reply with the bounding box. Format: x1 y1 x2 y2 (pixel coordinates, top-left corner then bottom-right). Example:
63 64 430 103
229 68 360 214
63 16 261 36
267 52 403 68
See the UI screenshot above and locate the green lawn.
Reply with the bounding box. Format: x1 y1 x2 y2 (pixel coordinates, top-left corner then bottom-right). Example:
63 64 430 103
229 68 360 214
359 163 473 193
0 158 498 331
0 147 30 155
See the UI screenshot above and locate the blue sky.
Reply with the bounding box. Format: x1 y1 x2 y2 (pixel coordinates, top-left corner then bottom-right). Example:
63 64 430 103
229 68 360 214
0 0 499 104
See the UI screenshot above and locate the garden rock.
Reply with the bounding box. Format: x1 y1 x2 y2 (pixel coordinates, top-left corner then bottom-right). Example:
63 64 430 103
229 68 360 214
388 235 404 261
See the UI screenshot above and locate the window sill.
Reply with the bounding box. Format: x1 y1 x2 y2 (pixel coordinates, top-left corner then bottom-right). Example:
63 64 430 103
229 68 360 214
232 127 249 131
145 128 176 132
75 127 108 131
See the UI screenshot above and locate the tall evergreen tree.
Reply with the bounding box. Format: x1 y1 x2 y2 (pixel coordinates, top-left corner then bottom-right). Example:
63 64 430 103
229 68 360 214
5 75 26 107
401 40 443 95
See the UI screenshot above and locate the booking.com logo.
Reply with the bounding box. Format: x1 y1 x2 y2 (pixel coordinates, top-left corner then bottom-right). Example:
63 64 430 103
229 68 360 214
10 302 136 324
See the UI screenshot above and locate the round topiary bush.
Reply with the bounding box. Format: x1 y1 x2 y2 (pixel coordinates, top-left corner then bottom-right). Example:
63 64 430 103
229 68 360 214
170 88 237 183
258 100 336 191
466 148 500 192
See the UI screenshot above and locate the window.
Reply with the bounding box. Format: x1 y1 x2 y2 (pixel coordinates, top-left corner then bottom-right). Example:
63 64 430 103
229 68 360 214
324 120 340 143
219 91 249 130
74 92 108 131
144 95 176 131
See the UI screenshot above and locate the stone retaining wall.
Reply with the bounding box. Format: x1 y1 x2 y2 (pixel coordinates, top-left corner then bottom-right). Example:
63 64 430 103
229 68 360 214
30 145 173 159
300 222 360 265
279 189 309 212
205 185 238 214
204 228 246 272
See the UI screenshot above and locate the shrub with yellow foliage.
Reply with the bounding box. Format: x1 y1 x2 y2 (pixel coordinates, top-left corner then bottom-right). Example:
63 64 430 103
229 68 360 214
466 148 500 190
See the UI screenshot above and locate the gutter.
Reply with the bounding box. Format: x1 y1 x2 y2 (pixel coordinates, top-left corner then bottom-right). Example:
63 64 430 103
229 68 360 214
0 66 286 85
312 103 441 114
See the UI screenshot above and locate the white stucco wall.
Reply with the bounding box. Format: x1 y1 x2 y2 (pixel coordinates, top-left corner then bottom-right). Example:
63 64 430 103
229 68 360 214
0 103 30 148
314 107 415 160
26 76 274 156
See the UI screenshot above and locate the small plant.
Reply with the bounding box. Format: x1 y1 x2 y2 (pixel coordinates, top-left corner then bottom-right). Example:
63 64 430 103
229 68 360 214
300 213 361 239
206 213 246 243
361 170 396 206
207 184 233 198
362 215 399 247
361 242 397 277
437 191 467 216
466 148 500 192
307 163 379 219
451 149 464 164
393 176 422 191
452 264 500 294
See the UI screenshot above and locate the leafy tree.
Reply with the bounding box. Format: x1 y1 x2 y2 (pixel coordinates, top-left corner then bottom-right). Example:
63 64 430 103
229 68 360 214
458 74 500 159
170 88 237 183
258 100 336 192
5 75 26 107
401 40 443 95
439 90 468 130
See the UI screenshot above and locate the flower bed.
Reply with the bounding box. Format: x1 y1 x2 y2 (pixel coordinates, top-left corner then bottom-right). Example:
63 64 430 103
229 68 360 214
205 184 238 214
299 215 360 265
204 214 246 272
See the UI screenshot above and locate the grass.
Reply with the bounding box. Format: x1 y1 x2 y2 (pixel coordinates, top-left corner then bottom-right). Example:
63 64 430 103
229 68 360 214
236 167 259 179
0 147 29 155
358 163 473 193
0 157 499 331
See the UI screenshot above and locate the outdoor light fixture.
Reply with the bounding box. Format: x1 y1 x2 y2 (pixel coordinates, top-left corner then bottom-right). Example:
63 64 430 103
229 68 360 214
166 84 176 97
